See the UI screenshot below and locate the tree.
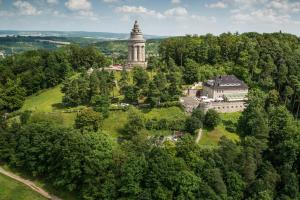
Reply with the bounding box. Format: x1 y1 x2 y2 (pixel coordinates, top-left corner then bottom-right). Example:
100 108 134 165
132 67 149 89
119 67 129 90
191 108 205 122
183 59 199 84
123 85 139 104
185 116 202 134
75 108 103 132
204 109 220 129
122 108 145 139
91 94 111 118
0 79 26 112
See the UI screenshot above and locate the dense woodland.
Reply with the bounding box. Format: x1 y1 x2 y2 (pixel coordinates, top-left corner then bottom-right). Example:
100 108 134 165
0 32 299 200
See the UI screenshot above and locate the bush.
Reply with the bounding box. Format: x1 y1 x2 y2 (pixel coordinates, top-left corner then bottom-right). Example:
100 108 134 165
204 109 220 129
185 116 202 135
145 118 185 131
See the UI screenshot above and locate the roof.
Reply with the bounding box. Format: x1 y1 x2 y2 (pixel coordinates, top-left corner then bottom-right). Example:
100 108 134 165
204 75 248 90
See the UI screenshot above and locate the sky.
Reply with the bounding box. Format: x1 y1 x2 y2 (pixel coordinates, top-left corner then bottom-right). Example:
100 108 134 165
0 0 300 36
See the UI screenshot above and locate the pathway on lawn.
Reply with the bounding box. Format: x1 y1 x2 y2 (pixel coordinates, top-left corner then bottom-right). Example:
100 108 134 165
0 166 62 200
195 128 203 143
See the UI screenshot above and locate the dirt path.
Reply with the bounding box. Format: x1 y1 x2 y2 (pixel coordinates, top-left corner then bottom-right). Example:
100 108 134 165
195 128 203 143
0 166 61 200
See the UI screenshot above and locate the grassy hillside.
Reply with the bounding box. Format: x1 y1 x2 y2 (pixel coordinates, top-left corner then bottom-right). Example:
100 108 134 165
199 112 241 147
21 85 63 112
0 174 46 200
20 83 239 144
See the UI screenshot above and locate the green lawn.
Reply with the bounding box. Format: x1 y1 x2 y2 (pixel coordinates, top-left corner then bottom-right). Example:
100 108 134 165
102 107 186 138
102 110 128 137
143 106 186 120
0 174 46 200
199 112 241 147
21 85 63 113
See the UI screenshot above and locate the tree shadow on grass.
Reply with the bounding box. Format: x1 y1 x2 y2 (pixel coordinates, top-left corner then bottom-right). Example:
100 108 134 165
51 103 65 110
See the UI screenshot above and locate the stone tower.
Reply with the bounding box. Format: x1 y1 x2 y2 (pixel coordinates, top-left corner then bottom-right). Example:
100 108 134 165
127 20 147 68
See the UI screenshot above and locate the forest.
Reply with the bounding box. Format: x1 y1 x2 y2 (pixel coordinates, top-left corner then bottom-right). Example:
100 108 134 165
0 32 299 200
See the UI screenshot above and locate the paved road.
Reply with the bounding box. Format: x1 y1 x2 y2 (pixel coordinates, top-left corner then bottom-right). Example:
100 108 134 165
0 166 61 200
195 128 203 143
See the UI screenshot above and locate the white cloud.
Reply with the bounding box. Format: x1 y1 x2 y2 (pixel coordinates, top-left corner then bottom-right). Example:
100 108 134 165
171 0 181 4
13 1 41 15
164 7 188 17
268 0 300 13
116 5 165 19
206 2 227 9
65 0 91 11
47 0 59 4
231 8 294 25
65 0 98 21
191 15 217 23
103 0 119 3
78 10 98 20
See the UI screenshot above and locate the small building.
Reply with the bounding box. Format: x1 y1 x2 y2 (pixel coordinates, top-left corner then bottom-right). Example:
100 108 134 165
200 75 248 113
202 75 248 100
181 75 249 113
184 82 202 97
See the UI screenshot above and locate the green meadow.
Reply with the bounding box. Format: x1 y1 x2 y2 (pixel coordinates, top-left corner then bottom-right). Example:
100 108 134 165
0 174 46 200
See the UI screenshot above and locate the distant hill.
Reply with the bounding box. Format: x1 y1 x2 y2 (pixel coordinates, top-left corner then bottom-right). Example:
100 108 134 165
0 30 165 56
0 30 165 40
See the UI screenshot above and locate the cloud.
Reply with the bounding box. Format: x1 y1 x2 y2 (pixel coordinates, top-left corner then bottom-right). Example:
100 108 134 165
65 0 91 11
164 7 188 17
171 0 181 4
13 1 41 15
78 10 98 20
206 2 227 9
65 0 98 21
115 5 165 18
103 0 119 3
268 0 300 13
231 8 295 25
191 15 217 23
47 0 59 4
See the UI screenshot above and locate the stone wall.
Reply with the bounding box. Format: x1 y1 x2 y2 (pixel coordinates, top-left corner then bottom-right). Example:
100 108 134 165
199 101 246 113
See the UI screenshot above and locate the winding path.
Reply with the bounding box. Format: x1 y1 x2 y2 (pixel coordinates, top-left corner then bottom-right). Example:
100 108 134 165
195 128 203 143
0 166 61 200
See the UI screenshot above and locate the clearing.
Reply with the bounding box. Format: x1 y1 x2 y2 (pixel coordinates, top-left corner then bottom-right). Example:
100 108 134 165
199 112 241 147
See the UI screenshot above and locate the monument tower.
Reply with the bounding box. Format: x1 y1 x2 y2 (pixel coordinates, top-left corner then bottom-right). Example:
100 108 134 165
127 20 147 68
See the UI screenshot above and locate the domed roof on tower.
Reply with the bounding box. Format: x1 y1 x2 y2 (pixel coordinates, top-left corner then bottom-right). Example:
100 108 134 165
130 20 145 41
132 20 140 33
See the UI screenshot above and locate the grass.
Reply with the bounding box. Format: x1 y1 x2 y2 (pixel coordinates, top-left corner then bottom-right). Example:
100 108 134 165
199 112 241 147
21 85 63 113
102 107 186 138
143 107 186 120
0 165 79 200
0 173 46 200
102 110 128 137
19 81 239 145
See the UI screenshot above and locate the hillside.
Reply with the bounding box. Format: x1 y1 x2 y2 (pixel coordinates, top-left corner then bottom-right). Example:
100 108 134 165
0 173 46 200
